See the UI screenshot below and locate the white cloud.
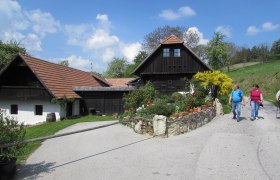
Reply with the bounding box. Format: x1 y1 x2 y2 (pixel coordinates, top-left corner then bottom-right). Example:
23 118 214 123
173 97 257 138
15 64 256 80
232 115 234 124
185 27 209 45
246 26 260 36
215 25 232 37
0 0 60 53
22 33 42 51
159 6 196 20
121 42 142 63
65 14 141 63
102 48 116 62
64 24 95 46
247 22 279 36
55 55 102 72
85 29 119 50
96 14 108 22
26 9 60 37
178 6 196 16
262 22 279 31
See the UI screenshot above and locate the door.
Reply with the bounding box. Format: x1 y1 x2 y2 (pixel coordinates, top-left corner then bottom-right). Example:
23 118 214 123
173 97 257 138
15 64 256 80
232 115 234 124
66 102 73 117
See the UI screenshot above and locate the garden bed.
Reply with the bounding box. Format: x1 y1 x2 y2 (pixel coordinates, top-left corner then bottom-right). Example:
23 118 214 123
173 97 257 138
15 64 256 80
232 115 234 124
121 106 216 138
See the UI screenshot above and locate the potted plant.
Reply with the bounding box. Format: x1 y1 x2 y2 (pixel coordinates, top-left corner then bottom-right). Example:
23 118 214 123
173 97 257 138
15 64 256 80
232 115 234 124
0 109 26 180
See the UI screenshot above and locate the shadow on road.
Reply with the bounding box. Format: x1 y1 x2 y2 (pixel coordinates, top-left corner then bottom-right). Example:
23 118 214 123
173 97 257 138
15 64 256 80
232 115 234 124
49 137 153 170
15 161 56 180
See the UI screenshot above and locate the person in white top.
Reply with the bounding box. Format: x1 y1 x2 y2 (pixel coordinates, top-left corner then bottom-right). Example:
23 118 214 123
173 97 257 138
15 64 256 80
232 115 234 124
276 90 280 101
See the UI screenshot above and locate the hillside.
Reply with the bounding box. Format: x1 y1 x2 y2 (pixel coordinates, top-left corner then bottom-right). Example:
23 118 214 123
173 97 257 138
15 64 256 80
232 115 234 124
223 62 261 72
227 60 280 102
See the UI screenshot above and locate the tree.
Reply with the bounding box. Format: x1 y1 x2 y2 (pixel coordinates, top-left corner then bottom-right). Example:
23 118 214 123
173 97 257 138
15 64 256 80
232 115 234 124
103 57 128 78
258 43 270 63
124 51 148 77
206 32 229 70
142 26 200 53
193 44 208 63
0 40 27 70
183 28 200 49
59 60 69 67
271 39 280 60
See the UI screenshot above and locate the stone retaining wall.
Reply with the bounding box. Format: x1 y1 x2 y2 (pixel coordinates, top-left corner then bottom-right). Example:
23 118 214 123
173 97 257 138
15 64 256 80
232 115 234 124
121 107 216 138
167 107 216 137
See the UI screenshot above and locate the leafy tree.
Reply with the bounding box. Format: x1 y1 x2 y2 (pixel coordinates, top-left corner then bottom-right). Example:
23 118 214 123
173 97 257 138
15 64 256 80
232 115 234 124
0 40 27 70
124 51 148 77
59 60 69 67
271 38 280 60
142 26 200 53
206 32 229 70
103 57 128 78
194 71 233 96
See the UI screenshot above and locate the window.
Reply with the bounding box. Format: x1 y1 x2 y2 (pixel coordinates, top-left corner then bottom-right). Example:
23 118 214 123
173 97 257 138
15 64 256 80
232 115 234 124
35 105 43 115
163 48 170 57
174 48 181 57
11 105 18 114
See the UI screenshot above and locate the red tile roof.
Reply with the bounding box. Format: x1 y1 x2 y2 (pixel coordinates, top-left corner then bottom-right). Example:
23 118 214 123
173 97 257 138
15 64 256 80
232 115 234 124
20 54 101 98
161 35 183 44
106 78 135 87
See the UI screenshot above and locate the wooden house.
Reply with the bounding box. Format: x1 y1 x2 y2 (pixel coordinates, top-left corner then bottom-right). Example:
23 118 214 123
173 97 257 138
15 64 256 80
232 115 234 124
133 35 211 94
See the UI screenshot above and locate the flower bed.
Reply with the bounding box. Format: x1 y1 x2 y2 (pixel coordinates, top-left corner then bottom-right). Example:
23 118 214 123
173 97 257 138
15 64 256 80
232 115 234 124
120 106 216 138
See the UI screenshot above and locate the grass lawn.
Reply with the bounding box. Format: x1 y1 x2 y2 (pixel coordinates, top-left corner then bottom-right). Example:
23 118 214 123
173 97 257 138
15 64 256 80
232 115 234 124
18 115 114 163
227 60 280 103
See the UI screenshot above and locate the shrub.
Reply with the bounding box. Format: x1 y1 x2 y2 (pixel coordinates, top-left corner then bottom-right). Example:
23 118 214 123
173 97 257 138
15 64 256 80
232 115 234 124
171 92 184 102
0 109 26 160
194 71 233 96
138 99 175 117
123 81 157 111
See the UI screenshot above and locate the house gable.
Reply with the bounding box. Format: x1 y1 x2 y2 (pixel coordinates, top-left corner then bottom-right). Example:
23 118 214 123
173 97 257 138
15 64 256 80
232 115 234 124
0 56 53 100
133 35 211 76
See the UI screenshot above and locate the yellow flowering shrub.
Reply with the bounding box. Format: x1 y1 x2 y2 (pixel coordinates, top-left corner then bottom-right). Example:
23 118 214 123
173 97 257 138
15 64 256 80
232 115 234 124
194 71 233 95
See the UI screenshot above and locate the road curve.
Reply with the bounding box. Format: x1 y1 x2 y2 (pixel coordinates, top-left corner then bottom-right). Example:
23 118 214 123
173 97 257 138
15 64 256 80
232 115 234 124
16 101 280 180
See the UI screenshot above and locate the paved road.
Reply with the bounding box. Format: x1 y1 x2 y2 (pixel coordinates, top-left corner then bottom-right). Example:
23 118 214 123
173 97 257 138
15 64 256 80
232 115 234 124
16 101 280 180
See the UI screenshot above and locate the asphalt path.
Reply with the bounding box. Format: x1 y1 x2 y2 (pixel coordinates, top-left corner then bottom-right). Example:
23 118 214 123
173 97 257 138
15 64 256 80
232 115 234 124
16 100 280 180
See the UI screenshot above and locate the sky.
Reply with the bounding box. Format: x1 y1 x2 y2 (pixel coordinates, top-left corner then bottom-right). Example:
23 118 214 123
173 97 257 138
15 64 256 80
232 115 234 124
0 0 279 72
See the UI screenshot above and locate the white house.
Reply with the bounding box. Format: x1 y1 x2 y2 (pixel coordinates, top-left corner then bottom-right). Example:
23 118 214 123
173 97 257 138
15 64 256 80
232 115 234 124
0 54 102 125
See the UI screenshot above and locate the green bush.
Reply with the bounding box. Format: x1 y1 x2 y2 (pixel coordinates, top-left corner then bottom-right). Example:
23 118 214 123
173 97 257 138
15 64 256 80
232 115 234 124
138 99 175 117
0 109 26 160
123 81 157 111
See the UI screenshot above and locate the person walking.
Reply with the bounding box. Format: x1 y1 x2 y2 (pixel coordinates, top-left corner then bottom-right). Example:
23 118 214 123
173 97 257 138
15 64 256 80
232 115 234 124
248 84 263 120
229 84 245 122
276 90 280 101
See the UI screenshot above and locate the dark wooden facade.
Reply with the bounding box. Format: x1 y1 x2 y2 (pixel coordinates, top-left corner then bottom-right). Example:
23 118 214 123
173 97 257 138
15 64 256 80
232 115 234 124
133 41 211 94
0 57 52 100
75 88 133 115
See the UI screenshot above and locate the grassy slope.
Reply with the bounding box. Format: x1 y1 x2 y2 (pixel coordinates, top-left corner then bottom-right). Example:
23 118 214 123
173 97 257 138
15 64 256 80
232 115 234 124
19 115 114 163
227 60 280 102
223 62 261 72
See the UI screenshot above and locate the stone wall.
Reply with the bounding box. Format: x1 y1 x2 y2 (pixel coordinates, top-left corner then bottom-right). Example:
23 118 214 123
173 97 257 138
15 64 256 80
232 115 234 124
121 107 216 138
167 107 216 137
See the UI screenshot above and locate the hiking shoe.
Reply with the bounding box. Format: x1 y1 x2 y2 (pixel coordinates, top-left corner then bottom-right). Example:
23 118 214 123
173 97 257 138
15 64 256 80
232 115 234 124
250 117 255 121
237 118 240 122
233 116 236 119
255 117 259 120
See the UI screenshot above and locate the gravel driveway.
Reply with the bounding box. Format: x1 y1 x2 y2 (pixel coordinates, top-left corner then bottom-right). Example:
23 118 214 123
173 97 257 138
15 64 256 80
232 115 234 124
16 101 280 180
